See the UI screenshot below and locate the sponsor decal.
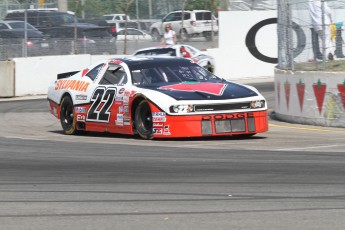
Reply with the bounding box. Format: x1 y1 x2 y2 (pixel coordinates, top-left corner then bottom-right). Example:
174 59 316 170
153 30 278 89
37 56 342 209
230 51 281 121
115 95 123 101
153 128 163 134
77 114 86 122
152 112 167 122
284 80 291 110
296 79 305 112
202 113 252 120
55 79 90 92
152 112 166 116
109 59 123 65
119 88 125 94
75 94 87 100
153 117 166 122
159 82 227 96
313 79 327 114
124 115 130 125
124 106 129 113
119 106 123 113
116 114 124 126
153 123 164 127
337 81 345 109
75 107 87 113
163 125 171 135
123 95 129 105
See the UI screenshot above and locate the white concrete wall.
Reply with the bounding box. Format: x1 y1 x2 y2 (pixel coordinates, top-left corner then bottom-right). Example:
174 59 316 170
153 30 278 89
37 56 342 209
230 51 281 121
275 69 345 127
5 54 127 97
211 10 277 79
0 61 15 97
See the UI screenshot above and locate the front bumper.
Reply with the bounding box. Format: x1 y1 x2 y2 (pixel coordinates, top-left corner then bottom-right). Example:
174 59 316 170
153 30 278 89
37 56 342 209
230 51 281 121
152 110 268 138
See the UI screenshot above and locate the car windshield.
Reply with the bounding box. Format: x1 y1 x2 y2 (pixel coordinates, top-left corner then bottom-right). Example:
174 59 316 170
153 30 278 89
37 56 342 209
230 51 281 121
135 48 176 57
8 21 36 30
130 62 221 86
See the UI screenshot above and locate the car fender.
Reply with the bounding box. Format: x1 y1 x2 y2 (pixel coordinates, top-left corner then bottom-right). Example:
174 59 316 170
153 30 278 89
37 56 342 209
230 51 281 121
150 21 163 35
134 88 177 113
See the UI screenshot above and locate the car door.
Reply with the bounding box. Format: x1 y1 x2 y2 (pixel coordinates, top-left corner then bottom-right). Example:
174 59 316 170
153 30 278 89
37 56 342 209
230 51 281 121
87 63 130 131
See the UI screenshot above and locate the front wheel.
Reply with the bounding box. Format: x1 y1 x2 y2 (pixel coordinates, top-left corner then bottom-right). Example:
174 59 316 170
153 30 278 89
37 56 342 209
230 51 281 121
60 96 77 135
134 100 153 139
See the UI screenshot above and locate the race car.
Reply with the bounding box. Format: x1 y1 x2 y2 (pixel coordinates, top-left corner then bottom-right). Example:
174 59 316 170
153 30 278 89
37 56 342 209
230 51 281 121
133 44 215 72
47 57 268 139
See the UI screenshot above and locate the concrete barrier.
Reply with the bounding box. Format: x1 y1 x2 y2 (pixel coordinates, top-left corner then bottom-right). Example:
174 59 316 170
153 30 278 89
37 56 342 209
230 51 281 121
275 69 345 127
0 61 15 97
0 54 127 97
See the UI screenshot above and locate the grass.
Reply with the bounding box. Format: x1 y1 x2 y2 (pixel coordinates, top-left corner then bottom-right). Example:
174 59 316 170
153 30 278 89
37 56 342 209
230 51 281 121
293 60 345 71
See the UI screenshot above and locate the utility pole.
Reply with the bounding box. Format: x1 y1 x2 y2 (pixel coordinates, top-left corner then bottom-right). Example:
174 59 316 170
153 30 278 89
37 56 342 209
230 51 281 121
148 0 152 19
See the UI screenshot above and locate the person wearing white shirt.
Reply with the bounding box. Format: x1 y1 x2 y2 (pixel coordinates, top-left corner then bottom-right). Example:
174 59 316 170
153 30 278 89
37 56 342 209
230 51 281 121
161 24 177 45
309 0 334 60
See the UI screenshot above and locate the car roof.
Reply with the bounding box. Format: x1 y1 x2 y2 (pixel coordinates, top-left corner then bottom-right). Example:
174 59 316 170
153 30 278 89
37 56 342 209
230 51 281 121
0 20 26 24
110 56 191 66
170 10 211 13
134 45 196 53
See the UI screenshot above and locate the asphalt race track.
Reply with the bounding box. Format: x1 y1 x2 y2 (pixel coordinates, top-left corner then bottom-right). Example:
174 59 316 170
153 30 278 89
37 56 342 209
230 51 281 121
0 82 345 230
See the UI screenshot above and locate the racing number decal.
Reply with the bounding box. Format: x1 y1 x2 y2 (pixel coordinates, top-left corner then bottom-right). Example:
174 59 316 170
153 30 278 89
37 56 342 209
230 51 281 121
87 87 117 122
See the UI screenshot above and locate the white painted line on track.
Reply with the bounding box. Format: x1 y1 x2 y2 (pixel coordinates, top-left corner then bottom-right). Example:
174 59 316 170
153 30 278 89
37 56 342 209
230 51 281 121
277 144 345 151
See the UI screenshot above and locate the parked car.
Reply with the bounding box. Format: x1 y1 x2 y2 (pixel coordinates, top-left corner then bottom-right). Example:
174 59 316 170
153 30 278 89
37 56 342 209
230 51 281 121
0 20 51 59
100 14 130 22
5 9 76 31
116 28 152 41
133 44 215 72
149 10 218 42
47 57 268 139
42 23 117 54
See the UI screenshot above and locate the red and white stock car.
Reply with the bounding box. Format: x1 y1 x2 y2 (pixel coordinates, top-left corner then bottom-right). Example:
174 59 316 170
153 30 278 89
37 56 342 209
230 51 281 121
47 57 268 139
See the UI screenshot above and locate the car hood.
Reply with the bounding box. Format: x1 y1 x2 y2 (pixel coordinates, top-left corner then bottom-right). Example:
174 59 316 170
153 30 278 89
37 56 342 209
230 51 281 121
138 81 258 100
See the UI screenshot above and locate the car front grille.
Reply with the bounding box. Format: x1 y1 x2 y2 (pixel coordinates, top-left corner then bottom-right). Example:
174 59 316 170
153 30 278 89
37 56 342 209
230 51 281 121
201 112 256 135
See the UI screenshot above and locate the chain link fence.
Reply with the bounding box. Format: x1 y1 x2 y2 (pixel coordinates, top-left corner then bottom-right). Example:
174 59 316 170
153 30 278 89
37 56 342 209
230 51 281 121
0 0 221 60
278 0 345 71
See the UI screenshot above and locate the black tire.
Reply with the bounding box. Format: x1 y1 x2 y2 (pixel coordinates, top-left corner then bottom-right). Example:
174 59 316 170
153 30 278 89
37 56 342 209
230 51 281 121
60 96 77 135
134 100 153 139
204 31 213 41
151 29 161 42
180 29 189 42
233 133 256 139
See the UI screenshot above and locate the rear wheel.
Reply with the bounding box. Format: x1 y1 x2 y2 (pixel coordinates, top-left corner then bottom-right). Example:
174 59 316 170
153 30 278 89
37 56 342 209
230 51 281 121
60 96 77 135
204 31 213 41
134 100 153 139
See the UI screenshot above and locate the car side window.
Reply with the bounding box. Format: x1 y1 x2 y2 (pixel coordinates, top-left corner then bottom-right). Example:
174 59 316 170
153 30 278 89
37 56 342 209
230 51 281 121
0 23 7 30
99 65 128 85
174 13 182 21
85 64 104 81
164 13 175 22
183 13 191 20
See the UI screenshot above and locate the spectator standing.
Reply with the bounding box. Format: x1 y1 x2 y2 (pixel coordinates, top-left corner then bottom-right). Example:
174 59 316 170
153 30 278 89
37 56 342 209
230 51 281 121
309 0 334 60
161 24 177 45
